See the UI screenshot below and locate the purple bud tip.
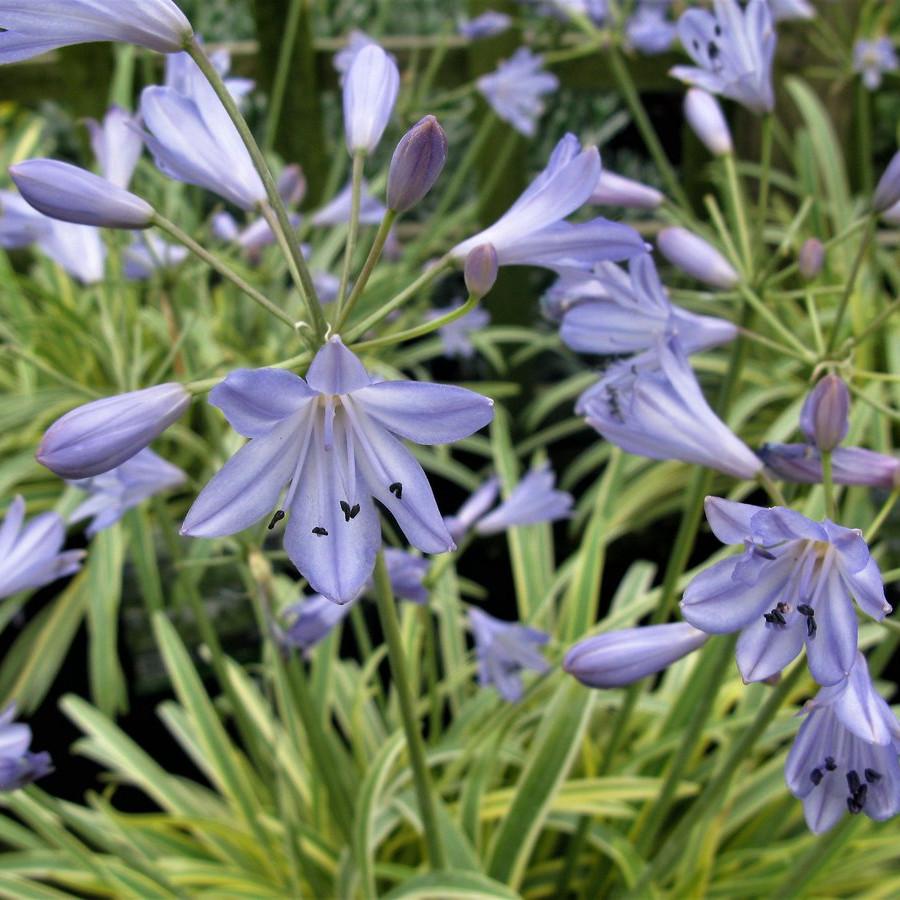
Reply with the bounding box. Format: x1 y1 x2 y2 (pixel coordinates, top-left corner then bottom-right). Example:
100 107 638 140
464 243 499 298
657 227 740 290
798 238 825 280
800 374 850 452
387 115 449 213
874 150 900 214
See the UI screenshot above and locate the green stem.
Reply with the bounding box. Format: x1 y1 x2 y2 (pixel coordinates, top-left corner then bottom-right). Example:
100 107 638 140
845 294 900 352
857 79 873 196
336 151 367 315
765 217 868 288
373 550 446 869
826 215 873 352
723 151 753 273
186 39 327 342
865 487 900 542
263 0 303 153
755 113 774 266
821 450 836 519
151 213 299 332
739 284 815 360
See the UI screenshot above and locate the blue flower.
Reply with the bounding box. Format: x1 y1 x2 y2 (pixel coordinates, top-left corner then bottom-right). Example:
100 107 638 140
469 607 549 702
770 0 815 21
681 497 892 686
0 704 52 791
0 496 83 600
428 303 491 359
476 48 559 137
475 464 573 535
444 477 501 544
458 11 512 40
671 0 776 114
311 180 386 227
759 444 900 489
343 43 400 155
182 338 494 604
86 106 144 190
786 653 900 833
853 37 898 91
626 2 677 56
70 449 186 536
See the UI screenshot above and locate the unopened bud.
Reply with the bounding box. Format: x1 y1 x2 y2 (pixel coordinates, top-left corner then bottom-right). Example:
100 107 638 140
589 169 663 209
387 116 448 212
343 44 400 154
37 383 191 479
657 227 739 289
10 159 154 229
684 89 732 156
874 150 900 213
798 238 825 280
464 243 499 297
800 374 850 452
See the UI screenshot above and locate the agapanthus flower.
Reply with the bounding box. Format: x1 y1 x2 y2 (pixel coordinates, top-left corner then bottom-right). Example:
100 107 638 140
559 254 737 358
564 622 709 688
458 11 512 40
387 116 448 213
671 0 776 115
874 150 900 215
311 180 387 227
626 2 677 56
469 607 550 702
800 375 849 452
452 134 646 272
333 31 394 84
657 227 740 289
589 170 664 209
166 44 253 105
0 704 52 791
344 43 400 155
123 233 189 280
786 653 900 833
0 190 50 248
140 52 265 210
684 88 733 156
69 449 186 536
579 338 763 480
444 477 501 543
428 303 491 359
681 497 891 686
182 338 494 604
853 37 898 92
0 496 83 600
87 106 143 190
769 0 815 21
539 0 608 24
34 218 106 285
0 0 194 63
475 464 573 535
759 444 900 489
477 48 559 138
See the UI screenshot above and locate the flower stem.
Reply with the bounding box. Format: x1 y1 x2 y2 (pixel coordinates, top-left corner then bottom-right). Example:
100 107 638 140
755 113 774 264
186 38 327 343
372 549 446 870
263 0 303 153
336 151 367 315
865 487 900 542
821 450 836 518
724 151 753 273
826 214 874 352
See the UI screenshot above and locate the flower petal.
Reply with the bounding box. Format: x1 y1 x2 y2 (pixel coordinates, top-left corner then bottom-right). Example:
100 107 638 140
735 616 805 683
807 567 857 686
210 368 316 438
704 496 762 545
843 558 892 621
306 336 372 395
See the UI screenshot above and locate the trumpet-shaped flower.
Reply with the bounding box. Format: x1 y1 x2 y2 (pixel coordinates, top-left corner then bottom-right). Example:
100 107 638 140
452 134 645 271
70 449 186 536
0 704 52 791
476 464 573 535
564 622 709 688
182 338 494 604
786 653 900 833
0 0 194 63
759 444 900 489
559 254 737 358
671 0 776 115
681 497 892 686
311 180 387 227
0 496 83 600
344 43 400 154
477 48 559 137
87 106 143 189
444 477 501 543
853 38 898 92
579 339 762 480
469 607 550 702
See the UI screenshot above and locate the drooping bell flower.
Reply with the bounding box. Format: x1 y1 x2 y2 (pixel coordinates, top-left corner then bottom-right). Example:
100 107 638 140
452 134 645 273
853 37 898 91
785 653 900 833
476 47 559 138
37 383 191 479
475 464 573 535
86 106 144 189
0 496 83 600
468 607 550 702
681 497 891 686
69 449 186 536
343 43 400 155
657 227 740 289
671 0 776 115
0 704 52 791
759 444 900 489
564 622 709 688
578 338 763 481
10 160 154 229
181 338 494 604
0 0 194 63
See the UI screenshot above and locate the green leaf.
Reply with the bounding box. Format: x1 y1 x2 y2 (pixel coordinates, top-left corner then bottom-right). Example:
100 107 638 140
381 870 521 900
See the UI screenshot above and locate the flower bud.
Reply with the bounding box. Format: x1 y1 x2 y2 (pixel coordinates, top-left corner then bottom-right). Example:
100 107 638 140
657 227 739 289
37 383 191 479
800 374 850 452
589 170 664 209
464 243 499 298
10 160 154 229
386 116 448 213
684 89 733 156
873 149 900 213
759 443 900 489
798 237 825 280
343 44 400 154
564 622 709 688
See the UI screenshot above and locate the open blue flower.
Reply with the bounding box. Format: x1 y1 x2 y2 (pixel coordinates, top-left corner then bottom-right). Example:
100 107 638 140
475 464 573 535
182 338 494 604
476 47 558 137
0 704 52 791
681 498 892 686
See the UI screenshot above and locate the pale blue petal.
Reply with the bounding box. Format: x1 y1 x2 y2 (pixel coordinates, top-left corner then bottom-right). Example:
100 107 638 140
305 337 372 395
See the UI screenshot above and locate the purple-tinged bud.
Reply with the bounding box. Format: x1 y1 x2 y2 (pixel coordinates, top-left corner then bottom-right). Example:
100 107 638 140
37 384 190 479
564 622 709 688
798 238 825 280
657 227 740 289
873 150 900 213
799 375 850 452
343 44 400 154
589 170 664 209
464 243 499 298
387 116 448 213
10 160 154 230
759 443 900 489
684 89 733 156
278 164 306 208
